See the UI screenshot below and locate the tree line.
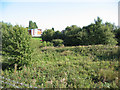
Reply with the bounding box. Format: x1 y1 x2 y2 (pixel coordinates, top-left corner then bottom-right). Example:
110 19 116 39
41 17 120 46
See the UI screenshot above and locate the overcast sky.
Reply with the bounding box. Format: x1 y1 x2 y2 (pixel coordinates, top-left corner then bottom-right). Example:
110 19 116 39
0 0 119 31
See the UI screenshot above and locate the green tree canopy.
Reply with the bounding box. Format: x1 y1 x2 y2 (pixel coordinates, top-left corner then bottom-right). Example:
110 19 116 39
41 29 55 41
63 17 117 46
53 31 62 39
115 28 120 45
63 25 82 46
29 20 38 29
83 17 117 45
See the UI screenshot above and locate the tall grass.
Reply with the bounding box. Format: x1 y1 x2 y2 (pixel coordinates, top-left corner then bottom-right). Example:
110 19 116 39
1 43 119 88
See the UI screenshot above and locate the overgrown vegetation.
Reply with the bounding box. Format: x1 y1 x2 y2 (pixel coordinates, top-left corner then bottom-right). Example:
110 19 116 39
1 17 120 88
52 39 64 47
1 44 119 88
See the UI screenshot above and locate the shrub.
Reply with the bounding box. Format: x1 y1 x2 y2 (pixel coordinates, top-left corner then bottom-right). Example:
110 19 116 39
2 23 32 67
46 41 53 46
43 41 47 47
52 39 63 47
39 41 53 48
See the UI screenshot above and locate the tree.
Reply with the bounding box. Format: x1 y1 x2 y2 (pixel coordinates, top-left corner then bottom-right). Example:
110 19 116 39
52 27 54 31
2 22 32 67
41 17 118 46
98 25 117 45
94 17 117 45
29 20 38 29
94 17 102 26
115 28 120 45
63 25 82 46
34 22 38 28
41 29 55 41
63 17 117 46
53 31 62 39
82 17 117 45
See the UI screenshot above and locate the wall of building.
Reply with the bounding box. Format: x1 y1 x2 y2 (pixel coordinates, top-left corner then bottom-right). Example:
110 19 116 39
28 29 42 37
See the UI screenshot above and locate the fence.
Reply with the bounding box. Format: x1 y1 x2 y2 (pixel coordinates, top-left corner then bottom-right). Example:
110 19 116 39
0 76 38 88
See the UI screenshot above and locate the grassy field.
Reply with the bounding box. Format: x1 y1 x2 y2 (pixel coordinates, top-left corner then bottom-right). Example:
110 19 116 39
32 37 42 40
0 44 2 62
1 39 119 88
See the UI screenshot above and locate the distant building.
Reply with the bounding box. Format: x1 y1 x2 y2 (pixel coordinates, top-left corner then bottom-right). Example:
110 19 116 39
28 29 42 37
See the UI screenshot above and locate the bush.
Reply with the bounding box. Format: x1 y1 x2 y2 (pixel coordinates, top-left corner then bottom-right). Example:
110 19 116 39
52 39 63 47
46 41 53 46
39 41 53 48
2 23 32 67
42 41 47 47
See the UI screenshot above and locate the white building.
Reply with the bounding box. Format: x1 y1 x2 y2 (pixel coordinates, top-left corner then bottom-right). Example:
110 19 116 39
28 29 42 37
